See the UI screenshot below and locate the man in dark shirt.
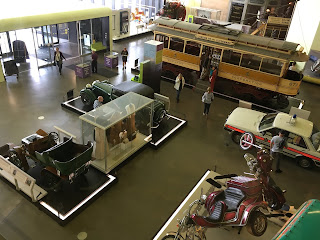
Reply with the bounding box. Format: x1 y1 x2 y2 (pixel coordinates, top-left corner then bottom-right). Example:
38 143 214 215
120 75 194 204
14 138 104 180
121 48 128 70
92 51 98 73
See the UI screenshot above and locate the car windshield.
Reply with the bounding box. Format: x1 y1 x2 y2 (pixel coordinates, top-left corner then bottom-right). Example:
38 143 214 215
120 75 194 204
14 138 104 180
311 125 320 150
259 113 277 131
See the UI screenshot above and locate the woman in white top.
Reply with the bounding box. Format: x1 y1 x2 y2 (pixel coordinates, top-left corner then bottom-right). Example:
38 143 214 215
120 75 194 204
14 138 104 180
202 87 214 117
174 73 185 103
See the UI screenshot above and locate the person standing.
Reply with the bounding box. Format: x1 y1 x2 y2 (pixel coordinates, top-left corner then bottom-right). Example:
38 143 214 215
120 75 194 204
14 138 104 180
174 73 185 103
202 87 214 118
53 47 66 75
209 66 217 91
121 47 128 70
92 51 98 73
270 130 287 173
93 96 104 109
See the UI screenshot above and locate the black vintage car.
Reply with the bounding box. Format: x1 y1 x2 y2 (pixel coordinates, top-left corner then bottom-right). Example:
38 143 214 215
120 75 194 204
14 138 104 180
80 80 167 127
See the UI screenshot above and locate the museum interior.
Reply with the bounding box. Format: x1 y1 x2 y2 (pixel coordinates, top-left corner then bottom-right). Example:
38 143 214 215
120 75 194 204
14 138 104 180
0 0 320 239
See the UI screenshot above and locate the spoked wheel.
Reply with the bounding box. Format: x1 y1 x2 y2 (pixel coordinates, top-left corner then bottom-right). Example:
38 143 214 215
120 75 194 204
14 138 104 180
48 132 59 145
8 149 24 171
161 234 182 240
231 131 241 144
239 132 255 150
246 211 268 236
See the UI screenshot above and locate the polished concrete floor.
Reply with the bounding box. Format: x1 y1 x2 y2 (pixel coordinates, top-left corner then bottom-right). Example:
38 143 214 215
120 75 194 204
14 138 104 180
0 33 320 240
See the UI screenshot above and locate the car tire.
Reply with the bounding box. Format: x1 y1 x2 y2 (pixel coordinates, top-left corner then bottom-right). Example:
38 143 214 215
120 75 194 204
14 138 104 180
231 131 241 144
80 91 94 106
239 132 255 150
297 157 314 169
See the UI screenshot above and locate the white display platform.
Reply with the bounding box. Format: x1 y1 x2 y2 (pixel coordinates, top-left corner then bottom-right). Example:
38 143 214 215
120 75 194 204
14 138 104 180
153 170 282 240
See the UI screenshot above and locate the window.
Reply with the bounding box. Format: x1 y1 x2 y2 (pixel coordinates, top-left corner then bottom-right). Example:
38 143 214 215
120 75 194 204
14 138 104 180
287 133 307 149
240 54 261 70
155 34 169 48
169 37 184 52
260 58 283 75
222 50 241 65
259 113 277 131
185 41 200 56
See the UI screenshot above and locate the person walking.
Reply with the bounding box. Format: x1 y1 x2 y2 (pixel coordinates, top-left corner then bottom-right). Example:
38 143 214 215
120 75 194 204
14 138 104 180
270 130 287 173
174 73 185 103
92 51 98 73
53 47 66 75
202 87 214 118
121 47 128 70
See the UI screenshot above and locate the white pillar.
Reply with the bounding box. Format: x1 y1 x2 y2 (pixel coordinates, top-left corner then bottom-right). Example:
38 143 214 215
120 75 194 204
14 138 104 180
286 0 320 70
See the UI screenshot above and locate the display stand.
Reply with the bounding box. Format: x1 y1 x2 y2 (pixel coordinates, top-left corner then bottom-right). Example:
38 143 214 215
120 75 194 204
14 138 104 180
80 92 153 174
153 170 282 240
75 62 92 78
104 52 118 68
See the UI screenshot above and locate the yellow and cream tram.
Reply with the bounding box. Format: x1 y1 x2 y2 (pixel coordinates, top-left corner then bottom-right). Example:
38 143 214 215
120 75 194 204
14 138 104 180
152 18 309 105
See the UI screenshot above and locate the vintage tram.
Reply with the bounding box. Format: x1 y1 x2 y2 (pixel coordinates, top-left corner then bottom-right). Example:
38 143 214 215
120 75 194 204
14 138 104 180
152 17 309 107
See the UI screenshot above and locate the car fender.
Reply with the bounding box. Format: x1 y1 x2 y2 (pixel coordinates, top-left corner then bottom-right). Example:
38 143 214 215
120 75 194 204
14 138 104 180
80 89 96 102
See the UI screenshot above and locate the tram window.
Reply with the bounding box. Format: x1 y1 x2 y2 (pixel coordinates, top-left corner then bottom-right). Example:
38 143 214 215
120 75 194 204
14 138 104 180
169 37 184 52
155 34 169 48
260 58 283 75
185 41 200 56
240 54 261 70
222 50 241 65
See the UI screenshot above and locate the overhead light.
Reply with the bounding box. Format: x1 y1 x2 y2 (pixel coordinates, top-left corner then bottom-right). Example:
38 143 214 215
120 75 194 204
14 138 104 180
38 116 45 120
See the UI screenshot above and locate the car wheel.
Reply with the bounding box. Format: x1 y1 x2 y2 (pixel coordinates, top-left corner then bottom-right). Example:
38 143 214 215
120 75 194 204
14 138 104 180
80 91 94 106
231 131 241 144
246 211 267 236
239 132 255 150
297 158 314 169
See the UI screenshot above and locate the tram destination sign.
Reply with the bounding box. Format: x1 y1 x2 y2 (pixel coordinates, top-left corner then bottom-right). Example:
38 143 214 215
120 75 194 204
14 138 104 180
195 34 235 46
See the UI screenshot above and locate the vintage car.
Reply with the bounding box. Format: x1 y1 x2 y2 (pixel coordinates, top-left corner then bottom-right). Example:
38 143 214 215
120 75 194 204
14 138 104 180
80 80 167 126
224 107 320 169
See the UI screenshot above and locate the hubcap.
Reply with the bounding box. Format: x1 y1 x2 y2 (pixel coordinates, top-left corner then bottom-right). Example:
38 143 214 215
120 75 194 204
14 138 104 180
299 159 310 168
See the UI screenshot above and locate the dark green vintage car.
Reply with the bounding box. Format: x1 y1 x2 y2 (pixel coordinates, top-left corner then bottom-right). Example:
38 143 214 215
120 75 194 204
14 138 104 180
80 80 168 126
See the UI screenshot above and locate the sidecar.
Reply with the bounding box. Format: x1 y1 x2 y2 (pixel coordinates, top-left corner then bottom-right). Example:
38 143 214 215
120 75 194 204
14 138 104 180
35 137 93 185
191 176 268 236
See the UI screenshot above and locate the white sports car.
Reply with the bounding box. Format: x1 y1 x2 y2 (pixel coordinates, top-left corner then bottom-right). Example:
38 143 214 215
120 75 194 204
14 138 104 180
224 107 320 169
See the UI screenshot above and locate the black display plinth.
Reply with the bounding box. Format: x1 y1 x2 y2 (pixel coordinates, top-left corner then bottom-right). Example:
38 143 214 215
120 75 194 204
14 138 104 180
150 115 187 147
61 96 92 115
27 163 116 225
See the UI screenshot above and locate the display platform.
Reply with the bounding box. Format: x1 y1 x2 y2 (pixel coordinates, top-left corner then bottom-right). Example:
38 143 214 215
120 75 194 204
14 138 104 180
61 97 187 148
0 157 117 225
38 166 116 225
153 170 282 240
150 114 186 147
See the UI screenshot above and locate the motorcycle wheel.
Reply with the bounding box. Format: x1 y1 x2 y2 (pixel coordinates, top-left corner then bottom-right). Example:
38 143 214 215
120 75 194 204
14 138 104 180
161 234 182 240
246 211 268 236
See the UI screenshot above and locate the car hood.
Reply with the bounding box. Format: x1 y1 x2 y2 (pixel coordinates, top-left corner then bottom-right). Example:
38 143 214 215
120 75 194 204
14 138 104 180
225 107 266 134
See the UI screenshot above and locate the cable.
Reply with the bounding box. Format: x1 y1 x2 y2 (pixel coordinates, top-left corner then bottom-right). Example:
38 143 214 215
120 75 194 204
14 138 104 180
295 2 308 53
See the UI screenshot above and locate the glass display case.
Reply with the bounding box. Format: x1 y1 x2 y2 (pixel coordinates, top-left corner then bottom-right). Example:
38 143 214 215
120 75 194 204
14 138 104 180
80 92 153 173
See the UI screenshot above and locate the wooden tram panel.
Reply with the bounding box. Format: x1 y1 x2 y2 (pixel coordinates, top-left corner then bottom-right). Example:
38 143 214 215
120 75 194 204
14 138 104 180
152 18 308 98
162 48 200 71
